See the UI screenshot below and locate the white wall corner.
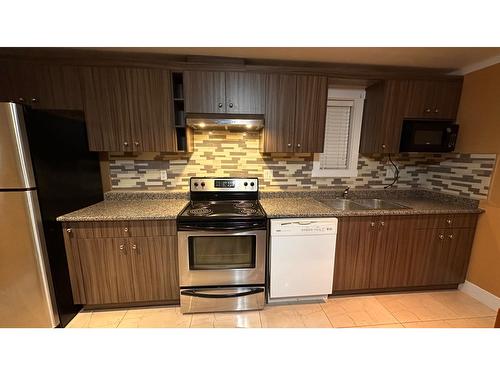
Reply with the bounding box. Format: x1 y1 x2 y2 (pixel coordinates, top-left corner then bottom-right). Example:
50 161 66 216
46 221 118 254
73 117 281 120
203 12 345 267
459 281 500 311
452 55 500 76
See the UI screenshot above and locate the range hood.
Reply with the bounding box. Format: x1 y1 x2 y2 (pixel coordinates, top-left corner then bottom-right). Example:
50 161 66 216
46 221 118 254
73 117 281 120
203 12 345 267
186 115 264 130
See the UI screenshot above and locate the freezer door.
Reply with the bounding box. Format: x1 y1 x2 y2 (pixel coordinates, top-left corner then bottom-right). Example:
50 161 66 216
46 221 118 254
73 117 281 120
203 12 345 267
0 191 59 327
0 103 36 189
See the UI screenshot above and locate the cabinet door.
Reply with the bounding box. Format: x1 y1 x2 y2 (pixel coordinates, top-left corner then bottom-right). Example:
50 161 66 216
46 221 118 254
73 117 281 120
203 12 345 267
32 64 83 110
430 79 462 120
262 74 297 152
440 228 475 284
369 216 415 289
360 80 409 153
184 71 225 113
404 80 434 118
225 72 266 114
333 217 376 292
0 60 19 102
80 67 132 152
129 236 179 302
293 75 328 153
77 238 135 304
407 228 446 286
125 68 176 152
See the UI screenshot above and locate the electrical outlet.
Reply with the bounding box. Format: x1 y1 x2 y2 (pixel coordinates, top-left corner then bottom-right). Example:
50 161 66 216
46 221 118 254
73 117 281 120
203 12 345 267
160 170 168 181
264 170 273 180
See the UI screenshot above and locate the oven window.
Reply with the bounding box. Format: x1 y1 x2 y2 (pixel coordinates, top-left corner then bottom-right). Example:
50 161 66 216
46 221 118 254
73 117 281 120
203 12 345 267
188 236 256 270
413 130 443 145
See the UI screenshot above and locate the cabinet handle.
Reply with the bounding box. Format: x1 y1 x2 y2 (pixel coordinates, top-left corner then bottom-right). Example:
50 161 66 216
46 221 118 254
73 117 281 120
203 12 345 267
123 141 129 147
425 108 431 113
297 144 301 148
134 141 140 147
448 234 454 240
379 221 385 227
370 222 376 227
228 102 234 108
123 227 129 233
131 244 139 254
381 144 386 150
434 108 439 113
446 219 452 225
31 98 38 104
439 234 444 240
119 244 127 254
18 97 25 103
218 103 223 108
287 143 292 147
66 228 72 233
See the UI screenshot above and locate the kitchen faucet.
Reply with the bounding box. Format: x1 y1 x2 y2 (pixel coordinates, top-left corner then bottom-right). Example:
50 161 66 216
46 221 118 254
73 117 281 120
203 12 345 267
343 186 350 199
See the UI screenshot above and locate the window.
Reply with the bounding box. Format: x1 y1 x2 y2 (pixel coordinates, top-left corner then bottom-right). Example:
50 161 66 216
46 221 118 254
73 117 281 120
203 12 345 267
312 88 366 177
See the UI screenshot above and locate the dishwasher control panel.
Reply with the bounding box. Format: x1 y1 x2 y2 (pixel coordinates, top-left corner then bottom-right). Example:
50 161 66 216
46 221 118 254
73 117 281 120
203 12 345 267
270 218 338 236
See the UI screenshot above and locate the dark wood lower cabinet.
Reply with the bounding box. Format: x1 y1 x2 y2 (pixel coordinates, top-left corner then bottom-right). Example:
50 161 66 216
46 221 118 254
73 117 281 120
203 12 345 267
333 217 375 291
63 220 179 306
77 237 135 305
333 214 478 294
130 236 179 302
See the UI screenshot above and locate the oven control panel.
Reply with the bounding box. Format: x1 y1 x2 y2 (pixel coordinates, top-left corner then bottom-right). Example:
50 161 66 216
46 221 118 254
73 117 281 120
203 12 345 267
190 178 258 192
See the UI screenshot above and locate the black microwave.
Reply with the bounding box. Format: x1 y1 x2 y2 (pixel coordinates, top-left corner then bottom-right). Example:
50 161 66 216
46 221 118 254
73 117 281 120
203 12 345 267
399 120 459 152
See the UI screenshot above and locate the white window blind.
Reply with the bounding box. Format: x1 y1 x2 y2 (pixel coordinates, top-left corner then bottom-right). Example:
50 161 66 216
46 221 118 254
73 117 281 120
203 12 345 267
312 88 365 178
319 100 353 170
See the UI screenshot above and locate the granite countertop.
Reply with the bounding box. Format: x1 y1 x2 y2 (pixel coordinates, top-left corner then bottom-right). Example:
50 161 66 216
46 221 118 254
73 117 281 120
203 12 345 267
56 199 189 222
260 198 338 218
57 189 483 222
259 190 483 219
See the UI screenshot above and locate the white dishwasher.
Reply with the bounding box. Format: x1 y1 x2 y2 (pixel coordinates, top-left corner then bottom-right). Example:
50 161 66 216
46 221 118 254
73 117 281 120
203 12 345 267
269 217 338 302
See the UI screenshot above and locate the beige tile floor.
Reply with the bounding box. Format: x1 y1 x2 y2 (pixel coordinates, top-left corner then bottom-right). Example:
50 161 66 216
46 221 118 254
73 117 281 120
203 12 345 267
65 290 497 328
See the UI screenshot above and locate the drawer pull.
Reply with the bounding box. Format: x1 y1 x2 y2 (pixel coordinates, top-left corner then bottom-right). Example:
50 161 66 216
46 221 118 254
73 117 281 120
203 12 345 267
66 228 72 233
446 219 452 225
439 234 444 240
124 227 129 233
448 234 454 240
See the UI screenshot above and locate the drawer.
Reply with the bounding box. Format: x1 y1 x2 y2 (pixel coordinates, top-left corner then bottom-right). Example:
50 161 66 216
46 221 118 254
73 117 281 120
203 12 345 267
62 220 177 238
415 214 478 229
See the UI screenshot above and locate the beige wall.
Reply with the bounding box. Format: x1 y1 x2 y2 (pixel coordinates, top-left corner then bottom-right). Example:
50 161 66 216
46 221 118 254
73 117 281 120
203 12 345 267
456 62 500 297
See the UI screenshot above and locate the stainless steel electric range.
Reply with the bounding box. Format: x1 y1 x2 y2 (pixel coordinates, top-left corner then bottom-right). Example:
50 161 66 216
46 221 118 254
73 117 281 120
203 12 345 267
177 177 266 314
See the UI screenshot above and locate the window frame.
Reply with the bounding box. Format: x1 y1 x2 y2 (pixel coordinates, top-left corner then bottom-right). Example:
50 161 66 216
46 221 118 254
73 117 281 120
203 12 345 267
312 87 366 178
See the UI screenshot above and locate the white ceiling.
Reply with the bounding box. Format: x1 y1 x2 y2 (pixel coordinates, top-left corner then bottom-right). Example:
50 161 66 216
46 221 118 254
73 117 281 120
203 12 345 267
94 47 500 71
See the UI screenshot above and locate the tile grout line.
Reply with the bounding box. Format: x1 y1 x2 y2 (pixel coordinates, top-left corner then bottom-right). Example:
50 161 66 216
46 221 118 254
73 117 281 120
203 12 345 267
115 310 129 328
319 302 336 328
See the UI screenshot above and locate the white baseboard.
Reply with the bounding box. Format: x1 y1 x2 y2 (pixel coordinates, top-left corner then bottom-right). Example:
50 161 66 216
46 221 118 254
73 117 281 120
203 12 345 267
459 281 500 310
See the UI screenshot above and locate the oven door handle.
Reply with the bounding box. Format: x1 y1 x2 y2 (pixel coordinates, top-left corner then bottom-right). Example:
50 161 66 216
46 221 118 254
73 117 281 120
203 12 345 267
178 223 265 231
180 288 264 299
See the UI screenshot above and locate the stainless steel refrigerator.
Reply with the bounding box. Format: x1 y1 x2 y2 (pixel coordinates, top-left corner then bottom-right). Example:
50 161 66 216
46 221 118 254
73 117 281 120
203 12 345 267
0 102 103 327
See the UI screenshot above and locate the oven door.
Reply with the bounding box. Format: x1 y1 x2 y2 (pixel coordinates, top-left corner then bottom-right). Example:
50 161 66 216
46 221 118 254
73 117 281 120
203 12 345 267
177 229 266 287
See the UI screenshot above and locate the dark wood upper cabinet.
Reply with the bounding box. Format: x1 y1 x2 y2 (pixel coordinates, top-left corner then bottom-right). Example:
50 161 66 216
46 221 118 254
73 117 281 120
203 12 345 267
0 60 83 110
262 74 297 152
184 70 265 115
125 68 176 152
184 71 225 114
404 79 462 120
225 72 266 114
80 66 131 152
360 80 410 153
32 65 83 110
293 75 328 153
80 66 176 152
360 78 463 153
262 74 328 153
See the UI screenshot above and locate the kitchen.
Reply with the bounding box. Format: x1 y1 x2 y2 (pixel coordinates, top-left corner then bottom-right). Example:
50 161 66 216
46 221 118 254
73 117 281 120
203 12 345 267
1 47 499 331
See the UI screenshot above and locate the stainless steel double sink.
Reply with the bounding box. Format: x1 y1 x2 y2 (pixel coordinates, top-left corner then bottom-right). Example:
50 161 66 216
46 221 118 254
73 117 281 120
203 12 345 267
319 198 410 211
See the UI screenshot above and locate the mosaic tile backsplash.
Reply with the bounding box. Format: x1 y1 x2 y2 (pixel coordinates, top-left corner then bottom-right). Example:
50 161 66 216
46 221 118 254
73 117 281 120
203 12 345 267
108 130 496 200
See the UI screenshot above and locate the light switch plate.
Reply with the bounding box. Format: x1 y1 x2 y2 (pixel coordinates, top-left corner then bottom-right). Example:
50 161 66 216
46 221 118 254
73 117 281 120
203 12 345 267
160 170 168 181
264 170 273 180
